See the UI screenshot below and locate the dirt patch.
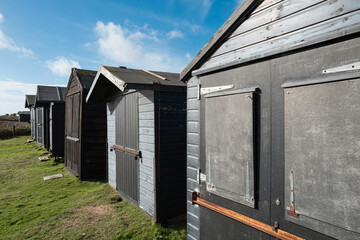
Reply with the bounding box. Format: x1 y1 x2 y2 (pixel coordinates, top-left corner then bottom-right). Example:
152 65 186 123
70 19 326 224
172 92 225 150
60 203 115 229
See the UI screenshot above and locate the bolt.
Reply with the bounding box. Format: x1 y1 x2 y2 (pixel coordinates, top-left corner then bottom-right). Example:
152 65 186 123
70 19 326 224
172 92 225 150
272 221 279 232
275 199 281 206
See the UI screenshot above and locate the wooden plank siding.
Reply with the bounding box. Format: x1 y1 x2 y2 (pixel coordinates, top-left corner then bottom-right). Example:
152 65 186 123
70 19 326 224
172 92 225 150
186 77 201 240
138 90 155 216
197 0 360 74
107 99 117 189
64 69 107 179
49 103 65 157
155 91 187 222
81 100 107 179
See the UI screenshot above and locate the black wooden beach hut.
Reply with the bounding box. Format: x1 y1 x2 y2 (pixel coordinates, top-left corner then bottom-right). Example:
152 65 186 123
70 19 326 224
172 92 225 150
25 95 36 139
87 66 187 222
64 68 107 179
181 1 360 240
35 85 66 157
17 111 30 123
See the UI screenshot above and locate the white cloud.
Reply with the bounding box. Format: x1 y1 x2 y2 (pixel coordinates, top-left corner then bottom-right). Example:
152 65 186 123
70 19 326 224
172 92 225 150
94 21 187 72
202 0 212 16
0 13 34 58
46 56 81 77
0 80 37 115
166 30 184 39
0 79 66 115
185 53 191 60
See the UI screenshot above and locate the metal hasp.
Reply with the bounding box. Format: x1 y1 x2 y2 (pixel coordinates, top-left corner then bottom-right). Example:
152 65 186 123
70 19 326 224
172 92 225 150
111 145 141 158
200 84 234 95
287 170 299 218
322 61 360 74
192 192 304 240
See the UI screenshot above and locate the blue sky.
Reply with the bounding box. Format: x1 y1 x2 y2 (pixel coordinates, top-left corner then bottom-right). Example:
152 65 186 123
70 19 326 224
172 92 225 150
0 0 242 115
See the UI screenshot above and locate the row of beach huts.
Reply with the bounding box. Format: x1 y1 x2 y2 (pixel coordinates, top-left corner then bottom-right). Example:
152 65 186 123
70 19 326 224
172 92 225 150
24 1 360 239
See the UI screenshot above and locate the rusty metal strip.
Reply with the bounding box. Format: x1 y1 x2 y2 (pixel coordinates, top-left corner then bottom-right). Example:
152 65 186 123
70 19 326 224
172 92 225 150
287 170 299 218
192 192 304 240
111 145 141 157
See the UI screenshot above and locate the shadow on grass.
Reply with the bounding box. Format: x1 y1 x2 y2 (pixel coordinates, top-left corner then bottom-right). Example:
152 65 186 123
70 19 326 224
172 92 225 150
52 157 64 165
162 219 187 231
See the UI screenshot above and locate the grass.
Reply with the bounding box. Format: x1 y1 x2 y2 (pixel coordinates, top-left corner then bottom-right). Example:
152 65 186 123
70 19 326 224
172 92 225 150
0 136 186 240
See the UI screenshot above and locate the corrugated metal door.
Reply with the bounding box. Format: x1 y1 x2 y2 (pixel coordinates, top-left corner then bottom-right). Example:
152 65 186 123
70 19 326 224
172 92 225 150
115 93 139 203
49 104 53 150
31 108 35 139
37 108 43 145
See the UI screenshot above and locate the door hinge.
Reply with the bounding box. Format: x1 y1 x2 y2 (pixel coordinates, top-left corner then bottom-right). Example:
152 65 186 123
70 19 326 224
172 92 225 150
197 84 201 100
322 61 360 74
287 169 299 218
197 84 234 99
197 169 206 184
200 84 234 96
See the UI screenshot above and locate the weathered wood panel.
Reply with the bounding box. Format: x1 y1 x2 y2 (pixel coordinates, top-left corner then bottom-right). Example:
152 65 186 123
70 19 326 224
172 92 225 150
107 100 116 189
138 90 155 217
284 78 360 239
214 0 356 57
198 1 360 74
186 77 201 240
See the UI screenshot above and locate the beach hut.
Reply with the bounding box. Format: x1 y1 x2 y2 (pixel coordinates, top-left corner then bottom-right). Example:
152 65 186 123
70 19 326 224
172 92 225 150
25 95 36 139
87 66 187 222
35 85 66 157
180 1 360 239
64 68 107 179
17 111 30 123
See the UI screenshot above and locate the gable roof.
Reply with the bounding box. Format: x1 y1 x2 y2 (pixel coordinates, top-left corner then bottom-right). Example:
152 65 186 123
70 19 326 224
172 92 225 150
65 68 97 97
86 66 185 102
25 95 36 108
75 68 97 90
18 111 30 115
35 85 67 106
180 0 259 82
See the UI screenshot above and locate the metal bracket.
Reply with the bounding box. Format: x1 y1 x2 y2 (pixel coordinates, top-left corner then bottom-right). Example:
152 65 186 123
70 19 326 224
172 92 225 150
287 169 299 218
197 84 201 100
322 62 360 74
245 161 254 204
200 84 234 96
200 173 206 182
197 169 206 184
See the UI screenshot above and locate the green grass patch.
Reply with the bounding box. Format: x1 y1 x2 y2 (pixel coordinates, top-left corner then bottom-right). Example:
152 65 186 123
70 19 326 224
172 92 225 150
0 136 186 239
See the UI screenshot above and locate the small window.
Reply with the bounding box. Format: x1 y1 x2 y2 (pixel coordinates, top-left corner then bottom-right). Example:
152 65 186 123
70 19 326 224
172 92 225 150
204 87 256 208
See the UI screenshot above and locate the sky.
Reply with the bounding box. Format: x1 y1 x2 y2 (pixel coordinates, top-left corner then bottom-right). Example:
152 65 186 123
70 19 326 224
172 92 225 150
0 0 243 115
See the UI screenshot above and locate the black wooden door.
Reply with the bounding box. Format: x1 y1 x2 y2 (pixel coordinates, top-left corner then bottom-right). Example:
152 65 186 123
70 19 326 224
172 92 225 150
115 93 139 203
64 94 81 176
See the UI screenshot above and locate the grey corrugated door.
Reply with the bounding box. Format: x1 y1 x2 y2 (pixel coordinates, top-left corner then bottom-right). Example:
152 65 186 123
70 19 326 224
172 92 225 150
115 93 139 203
37 108 43 145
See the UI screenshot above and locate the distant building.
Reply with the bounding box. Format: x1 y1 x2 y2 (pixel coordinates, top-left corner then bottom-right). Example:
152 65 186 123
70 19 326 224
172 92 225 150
17 111 30 123
35 85 66 157
25 95 36 139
